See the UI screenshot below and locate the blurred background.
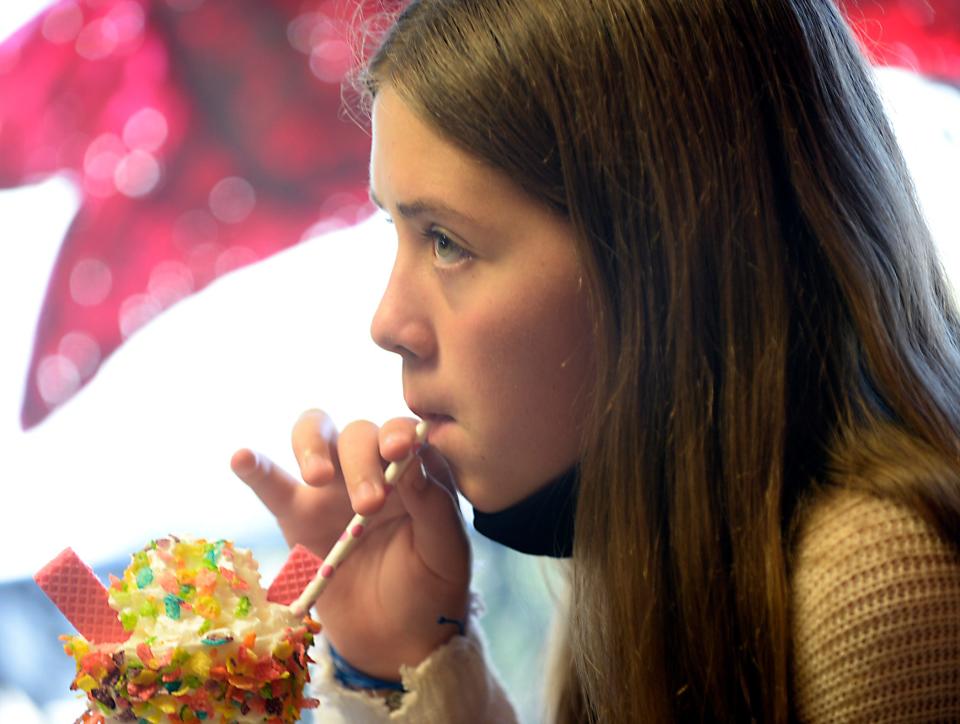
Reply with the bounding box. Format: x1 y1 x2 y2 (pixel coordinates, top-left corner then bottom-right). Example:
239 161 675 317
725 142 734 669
0 1 958 722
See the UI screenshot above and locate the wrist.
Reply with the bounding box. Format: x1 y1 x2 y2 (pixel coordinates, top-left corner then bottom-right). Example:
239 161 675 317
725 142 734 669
328 641 405 692
324 605 469 682
328 642 406 711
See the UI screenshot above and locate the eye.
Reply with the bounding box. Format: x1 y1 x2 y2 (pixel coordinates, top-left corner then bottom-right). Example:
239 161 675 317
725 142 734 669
427 227 472 266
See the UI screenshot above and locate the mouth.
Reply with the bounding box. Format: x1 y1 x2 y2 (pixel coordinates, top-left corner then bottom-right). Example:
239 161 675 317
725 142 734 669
412 411 454 426
408 408 455 442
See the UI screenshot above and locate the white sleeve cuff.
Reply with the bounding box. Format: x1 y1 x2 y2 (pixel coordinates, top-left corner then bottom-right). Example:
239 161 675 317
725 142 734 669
312 602 518 724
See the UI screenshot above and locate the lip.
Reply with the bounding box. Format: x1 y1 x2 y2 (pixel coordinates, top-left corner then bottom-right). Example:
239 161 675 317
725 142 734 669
413 412 455 428
407 407 455 443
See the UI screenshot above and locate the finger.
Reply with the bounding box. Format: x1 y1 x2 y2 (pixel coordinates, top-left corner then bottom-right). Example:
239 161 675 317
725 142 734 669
291 409 339 486
378 416 422 463
230 448 301 518
338 420 389 515
396 448 470 584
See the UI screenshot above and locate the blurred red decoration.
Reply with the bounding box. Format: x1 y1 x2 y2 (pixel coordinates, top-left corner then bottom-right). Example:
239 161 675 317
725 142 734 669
842 0 960 83
0 0 957 429
0 0 392 429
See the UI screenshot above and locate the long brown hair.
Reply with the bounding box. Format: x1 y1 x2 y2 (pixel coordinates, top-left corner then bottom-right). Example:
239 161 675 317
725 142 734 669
359 1 960 721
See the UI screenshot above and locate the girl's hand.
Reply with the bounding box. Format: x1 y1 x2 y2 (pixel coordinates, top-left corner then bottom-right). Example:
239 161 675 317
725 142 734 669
230 409 471 680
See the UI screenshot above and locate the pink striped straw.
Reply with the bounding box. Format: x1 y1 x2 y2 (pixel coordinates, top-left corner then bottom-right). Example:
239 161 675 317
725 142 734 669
289 420 430 617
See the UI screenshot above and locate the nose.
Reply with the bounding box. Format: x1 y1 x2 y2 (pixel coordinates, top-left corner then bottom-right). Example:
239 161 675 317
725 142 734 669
370 250 436 362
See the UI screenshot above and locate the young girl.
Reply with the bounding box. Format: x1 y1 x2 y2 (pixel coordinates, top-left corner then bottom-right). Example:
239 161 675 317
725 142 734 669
231 0 960 721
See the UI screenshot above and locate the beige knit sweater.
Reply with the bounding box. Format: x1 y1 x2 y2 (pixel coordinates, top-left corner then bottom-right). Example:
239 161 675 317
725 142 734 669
791 488 960 722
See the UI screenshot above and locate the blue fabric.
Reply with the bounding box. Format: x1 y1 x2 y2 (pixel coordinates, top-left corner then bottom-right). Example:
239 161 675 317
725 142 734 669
328 643 405 692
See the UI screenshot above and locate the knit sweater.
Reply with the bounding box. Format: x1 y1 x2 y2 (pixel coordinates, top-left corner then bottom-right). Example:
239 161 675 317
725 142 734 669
791 488 960 722
314 489 960 722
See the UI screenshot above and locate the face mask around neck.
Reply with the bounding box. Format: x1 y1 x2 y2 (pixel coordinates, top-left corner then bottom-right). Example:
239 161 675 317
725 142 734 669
471 467 578 557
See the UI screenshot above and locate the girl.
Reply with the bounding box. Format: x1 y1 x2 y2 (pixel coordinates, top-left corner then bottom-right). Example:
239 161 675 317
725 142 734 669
232 0 960 721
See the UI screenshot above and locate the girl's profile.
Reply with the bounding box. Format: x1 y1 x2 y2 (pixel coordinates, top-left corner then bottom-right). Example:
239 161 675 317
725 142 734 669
232 1 960 721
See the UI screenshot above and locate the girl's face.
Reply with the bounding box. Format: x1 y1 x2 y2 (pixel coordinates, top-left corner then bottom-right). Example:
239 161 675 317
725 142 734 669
369 87 595 512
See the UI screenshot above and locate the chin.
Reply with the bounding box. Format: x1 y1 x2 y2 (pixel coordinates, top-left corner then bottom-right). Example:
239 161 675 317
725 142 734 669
452 478 494 512
458 483 516 515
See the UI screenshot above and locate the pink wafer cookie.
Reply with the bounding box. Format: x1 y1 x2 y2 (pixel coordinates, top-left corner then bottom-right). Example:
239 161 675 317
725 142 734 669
266 544 324 605
34 548 129 643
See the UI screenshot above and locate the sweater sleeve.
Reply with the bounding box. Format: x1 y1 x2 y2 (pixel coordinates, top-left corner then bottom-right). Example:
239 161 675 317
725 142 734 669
790 488 960 722
313 604 519 724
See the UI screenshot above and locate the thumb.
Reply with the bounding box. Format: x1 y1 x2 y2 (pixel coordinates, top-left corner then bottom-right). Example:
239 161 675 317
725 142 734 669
395 449 470 585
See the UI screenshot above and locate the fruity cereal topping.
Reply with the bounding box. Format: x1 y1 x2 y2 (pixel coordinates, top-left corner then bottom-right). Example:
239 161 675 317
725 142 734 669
62 538 320 723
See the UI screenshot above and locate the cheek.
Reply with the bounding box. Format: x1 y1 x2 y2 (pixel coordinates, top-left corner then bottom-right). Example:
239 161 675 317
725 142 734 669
488 275 592 394
453 281 593 500
490 317 586 403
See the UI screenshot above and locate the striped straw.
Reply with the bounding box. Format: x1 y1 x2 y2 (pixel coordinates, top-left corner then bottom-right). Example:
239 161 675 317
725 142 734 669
289 420 430 617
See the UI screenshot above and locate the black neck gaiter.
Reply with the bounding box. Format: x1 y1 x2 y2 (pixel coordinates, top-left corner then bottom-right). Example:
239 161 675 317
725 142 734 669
471 467 578 558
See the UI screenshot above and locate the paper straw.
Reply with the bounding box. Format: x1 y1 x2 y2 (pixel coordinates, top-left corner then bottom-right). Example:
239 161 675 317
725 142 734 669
289 420 430 617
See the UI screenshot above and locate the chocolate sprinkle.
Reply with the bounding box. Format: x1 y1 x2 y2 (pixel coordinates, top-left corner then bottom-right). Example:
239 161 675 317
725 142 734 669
90 688 116 709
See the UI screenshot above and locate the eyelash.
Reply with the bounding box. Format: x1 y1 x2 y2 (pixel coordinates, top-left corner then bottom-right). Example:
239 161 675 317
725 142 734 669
423 226 472 266
382 215 472 267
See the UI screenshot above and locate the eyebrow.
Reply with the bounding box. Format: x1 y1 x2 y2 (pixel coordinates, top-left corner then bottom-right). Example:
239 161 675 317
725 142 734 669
368 188 482 228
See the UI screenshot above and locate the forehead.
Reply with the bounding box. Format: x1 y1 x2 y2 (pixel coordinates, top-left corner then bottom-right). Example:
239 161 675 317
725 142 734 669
369 88 519 212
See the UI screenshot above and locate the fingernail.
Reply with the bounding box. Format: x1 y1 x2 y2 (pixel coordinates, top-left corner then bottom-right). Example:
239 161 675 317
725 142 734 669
301 450 315 470
302 452 331 480
384 432 407 452
233 451 257 477
357 480 377 504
